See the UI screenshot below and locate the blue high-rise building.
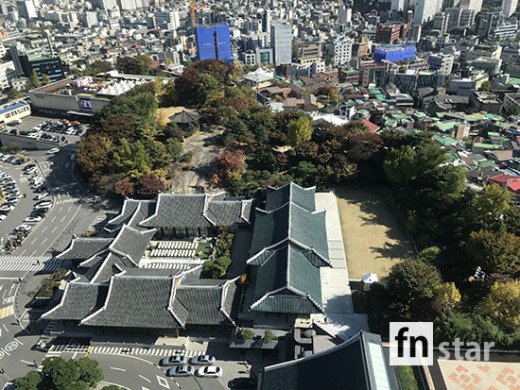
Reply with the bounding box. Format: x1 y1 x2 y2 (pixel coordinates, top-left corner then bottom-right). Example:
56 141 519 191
195 23 233 63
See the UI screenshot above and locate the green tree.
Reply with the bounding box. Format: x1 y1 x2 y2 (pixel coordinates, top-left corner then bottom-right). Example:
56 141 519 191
41 74 51 85
291 161 318 186
287 115 313 146
166 138 183 160
387 260 442 321
6 88 23 101
117 54 153 75
477 281 520 331
14 371 42 390
31 70 41 88
479 80 492 91
76 357 103 387
77 134 113 175
239 328 255 340
195 73 222 106
466 230 520 276
416 247 441 265
468 184 512 230
113 139 152 175
84 60 113 76
41 357 80 390
435 312 503 344
433 282 461 313
102 386 126 390
383 145 417 185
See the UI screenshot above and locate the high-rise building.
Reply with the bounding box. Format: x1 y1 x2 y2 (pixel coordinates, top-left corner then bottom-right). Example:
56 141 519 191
460 0 483 11
195 23 233 63
413 0 443 24
428 53 454 75
16 0 37 19
263 9 271 33
270 19 292 65
331 36 353 66
502 0 518 17
433 12 449 33
0 61 17 90
391 0 405 12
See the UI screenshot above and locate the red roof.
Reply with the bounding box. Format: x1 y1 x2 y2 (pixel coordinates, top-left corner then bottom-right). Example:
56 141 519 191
489 174 517 184
507 179 520 192
359 119 380 134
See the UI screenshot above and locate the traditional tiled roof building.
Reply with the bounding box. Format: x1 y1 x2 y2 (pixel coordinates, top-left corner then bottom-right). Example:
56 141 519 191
246 183 331 315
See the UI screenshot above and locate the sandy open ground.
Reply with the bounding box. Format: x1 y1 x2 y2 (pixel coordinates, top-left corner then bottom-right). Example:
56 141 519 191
335 187 415 280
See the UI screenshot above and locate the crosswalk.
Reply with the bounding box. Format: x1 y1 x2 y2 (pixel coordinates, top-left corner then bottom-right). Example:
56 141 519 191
48 343 204 357
0 256 62 272
89 346 204 357
0 305 13 320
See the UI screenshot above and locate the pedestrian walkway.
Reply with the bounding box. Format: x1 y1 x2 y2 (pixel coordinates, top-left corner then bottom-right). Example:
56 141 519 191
89 346 204 357
0 256 62 272
0 305 13 319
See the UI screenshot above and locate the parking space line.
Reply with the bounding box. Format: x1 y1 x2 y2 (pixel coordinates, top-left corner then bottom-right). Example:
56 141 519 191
51 226 58 233
41 226 47 233
41 237 48 245
110 367 126 372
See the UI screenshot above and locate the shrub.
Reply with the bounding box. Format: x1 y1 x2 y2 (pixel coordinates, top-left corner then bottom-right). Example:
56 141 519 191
262 330 276 343
240 328 255 340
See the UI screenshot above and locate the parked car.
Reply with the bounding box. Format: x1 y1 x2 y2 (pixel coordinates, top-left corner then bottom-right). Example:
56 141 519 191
24 216 42 223
24 166 37 174
197 366 222 378
15 224 31 232
228 378 257 389
0 215 7 221
34 192 49 200
166 365 195 377
160 355 187 367
0 205 14 213
190 355 216 366
35 201 52 207
46 148 60 154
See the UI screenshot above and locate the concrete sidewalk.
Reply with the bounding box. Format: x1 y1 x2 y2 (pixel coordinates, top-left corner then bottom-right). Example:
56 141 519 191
315 192 368 340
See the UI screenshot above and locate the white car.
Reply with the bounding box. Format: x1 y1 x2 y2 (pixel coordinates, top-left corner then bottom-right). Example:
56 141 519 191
46 148 60 154
160 355 187 366
25 166 37 174
24 216 42 223
166 365 195 377
15 224 31 232
190 355 216 366
0 205 14 213
34 192 49 200
0 215 7 221
197 366 222 378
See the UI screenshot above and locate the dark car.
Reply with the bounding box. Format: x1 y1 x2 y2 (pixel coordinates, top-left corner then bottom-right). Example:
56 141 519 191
228 378 257 389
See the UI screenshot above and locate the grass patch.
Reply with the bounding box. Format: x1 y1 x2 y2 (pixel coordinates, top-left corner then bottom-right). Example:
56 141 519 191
395 366 419 390
196 241 213 258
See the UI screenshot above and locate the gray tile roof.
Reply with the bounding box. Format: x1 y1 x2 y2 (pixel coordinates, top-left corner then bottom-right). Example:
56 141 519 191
106 199 141 226
140 194 212 228
206 200 250 225
259 332 397 390
109 225 156 265
80 271 238 329
251 246 323 314
249 203 329 264
89 253 131 284
57 238 113 262
266 183 316 212
128 201 157 230
81 275 182 329
42 283 108 321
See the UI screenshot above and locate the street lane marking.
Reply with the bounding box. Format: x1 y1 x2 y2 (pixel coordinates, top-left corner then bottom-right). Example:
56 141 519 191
3 324 9 333
110 367 126 372
0 306 13 320
157 376 170 389
20 359 32 365
139 375 151 383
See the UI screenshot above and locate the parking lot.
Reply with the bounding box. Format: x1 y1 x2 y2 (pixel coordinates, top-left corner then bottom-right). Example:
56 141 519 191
5 115 86 146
